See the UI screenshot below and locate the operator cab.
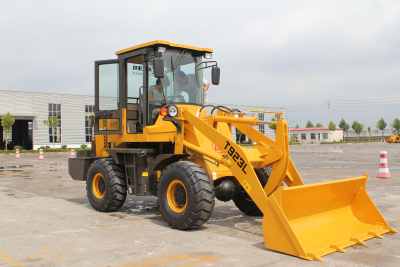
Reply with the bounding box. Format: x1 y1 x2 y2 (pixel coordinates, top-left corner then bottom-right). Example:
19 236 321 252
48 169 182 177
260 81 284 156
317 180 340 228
94 40 219 135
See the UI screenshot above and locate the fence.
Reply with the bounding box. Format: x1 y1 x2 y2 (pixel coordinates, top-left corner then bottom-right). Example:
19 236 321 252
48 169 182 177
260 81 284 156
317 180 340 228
343 130 393 138
343 130 393 141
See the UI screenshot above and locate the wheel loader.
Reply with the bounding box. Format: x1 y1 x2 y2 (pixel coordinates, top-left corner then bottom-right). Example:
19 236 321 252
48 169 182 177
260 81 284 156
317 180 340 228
386 130 400 143
69 40 397 262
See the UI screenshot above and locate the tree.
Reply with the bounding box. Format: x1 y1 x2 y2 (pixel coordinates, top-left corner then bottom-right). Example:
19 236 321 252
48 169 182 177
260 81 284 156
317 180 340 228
305 121 314 128
295 124 299 129
328 121 336 142
43 116 60 148
368 126 371 138
268 117 277 132
376 118 387 130
315 123 323 127
376 117 386 137
1 112 15 151
289 134 296 144
392 118 400 131
86 116 92 126
352 121 364 140
339 118 350 132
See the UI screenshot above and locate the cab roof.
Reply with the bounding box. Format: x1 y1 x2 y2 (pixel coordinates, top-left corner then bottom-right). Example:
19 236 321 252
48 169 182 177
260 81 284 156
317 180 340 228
115 40 213 55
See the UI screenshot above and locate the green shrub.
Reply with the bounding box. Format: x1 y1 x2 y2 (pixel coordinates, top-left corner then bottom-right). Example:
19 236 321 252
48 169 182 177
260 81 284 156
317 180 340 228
80 144 88 149
61 145 67 149
14 145 22 150
45 146 50 148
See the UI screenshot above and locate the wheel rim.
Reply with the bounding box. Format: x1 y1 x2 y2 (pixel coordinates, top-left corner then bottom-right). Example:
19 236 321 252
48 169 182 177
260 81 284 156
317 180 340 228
167 180 187 213
93 173 105 199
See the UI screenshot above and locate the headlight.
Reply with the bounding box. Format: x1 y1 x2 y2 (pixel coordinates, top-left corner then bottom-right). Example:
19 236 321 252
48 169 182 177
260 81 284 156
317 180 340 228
167 105 178 117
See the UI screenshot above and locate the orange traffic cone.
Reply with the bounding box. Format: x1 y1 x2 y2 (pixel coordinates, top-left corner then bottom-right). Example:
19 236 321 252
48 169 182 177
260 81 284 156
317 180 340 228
39 149 44 160
377 151 391 179
15 149 20 159
70 149 75 158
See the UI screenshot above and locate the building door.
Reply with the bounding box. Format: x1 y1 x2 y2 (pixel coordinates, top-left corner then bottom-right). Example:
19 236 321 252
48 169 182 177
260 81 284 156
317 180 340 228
11 120 33 150
318 133 321 142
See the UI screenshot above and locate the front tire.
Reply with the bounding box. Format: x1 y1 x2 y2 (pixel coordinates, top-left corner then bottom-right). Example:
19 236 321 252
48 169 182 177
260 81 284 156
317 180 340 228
86 158 127 212
158 161 215 230
232 167 271 216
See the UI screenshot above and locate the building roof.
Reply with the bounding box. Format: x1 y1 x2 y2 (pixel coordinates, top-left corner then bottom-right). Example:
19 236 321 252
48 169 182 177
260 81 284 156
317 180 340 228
115 40 213 55
290 127 343 131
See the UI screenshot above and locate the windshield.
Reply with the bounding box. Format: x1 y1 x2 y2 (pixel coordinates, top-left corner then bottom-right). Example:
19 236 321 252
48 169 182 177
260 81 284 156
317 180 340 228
148 50 203 107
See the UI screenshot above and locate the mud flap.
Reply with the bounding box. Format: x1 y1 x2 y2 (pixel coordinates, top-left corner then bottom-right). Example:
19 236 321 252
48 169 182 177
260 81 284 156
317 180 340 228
262 175 398 261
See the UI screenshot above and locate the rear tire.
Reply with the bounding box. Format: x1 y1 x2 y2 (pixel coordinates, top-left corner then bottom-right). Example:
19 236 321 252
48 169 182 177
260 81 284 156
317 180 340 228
232 167 271 216
158 161 215 230
86 158 127 212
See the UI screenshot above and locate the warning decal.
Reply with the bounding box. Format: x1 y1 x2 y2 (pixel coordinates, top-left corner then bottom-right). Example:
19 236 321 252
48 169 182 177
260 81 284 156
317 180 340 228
241 180 252 193
212 143 223 154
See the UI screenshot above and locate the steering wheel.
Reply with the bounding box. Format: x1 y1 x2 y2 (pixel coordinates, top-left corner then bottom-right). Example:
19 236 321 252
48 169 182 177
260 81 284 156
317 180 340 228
166 95 186 104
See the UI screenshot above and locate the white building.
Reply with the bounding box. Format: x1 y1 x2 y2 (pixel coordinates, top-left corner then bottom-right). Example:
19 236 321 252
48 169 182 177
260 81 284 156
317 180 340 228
290 127 344 144
0 91 94 150
0 91 286 149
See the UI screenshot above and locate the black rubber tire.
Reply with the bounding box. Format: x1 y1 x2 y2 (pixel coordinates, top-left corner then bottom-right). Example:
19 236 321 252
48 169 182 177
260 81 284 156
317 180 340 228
86 158 127 212
232 167 271 216
158 161 215 230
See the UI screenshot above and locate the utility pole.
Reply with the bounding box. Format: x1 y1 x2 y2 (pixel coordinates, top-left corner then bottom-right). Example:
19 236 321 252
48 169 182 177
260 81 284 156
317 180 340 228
328 101 331 123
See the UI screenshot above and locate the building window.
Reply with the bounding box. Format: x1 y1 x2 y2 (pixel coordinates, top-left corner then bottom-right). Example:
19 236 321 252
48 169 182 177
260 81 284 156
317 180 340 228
258 113 265 134
259 124 265 134
301 134 306 140
85 105 94 142
323 133 328 139
48 103 61 143
293 134 298 142
311 133 316 139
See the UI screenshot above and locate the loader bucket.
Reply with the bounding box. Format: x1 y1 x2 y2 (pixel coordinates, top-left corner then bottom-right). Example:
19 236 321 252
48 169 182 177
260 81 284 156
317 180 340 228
262 175 397 261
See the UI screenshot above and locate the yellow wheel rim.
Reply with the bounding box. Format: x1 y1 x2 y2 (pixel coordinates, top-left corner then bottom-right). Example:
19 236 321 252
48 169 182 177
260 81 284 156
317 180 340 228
93 173 105 199
167 180 187 213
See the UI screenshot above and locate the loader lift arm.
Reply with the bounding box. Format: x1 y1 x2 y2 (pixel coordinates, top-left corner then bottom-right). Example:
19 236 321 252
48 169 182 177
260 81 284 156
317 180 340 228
180 107 398 262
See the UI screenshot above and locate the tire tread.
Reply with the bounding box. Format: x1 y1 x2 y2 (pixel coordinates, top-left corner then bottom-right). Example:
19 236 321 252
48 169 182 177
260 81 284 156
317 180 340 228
86 158 127 212
158 161 215 230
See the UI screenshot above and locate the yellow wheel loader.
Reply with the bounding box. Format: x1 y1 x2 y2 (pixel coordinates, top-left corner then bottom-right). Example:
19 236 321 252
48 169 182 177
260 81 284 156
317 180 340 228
386 130 400 143
68 40 397 262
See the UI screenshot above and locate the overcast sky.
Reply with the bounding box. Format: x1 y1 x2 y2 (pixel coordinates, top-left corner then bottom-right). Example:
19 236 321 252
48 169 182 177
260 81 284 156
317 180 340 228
1 0 399 130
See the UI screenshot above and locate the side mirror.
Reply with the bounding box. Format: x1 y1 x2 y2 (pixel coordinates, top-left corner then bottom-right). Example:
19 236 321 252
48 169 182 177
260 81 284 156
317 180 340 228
153 58 164 78
211 66 220 85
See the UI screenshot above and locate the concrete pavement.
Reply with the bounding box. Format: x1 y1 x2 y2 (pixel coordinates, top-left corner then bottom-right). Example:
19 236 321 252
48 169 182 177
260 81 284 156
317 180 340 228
0 143 399 266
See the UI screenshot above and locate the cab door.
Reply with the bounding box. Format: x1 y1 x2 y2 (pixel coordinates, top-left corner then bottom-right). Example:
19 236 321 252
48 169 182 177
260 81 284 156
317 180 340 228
94 59 123 135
